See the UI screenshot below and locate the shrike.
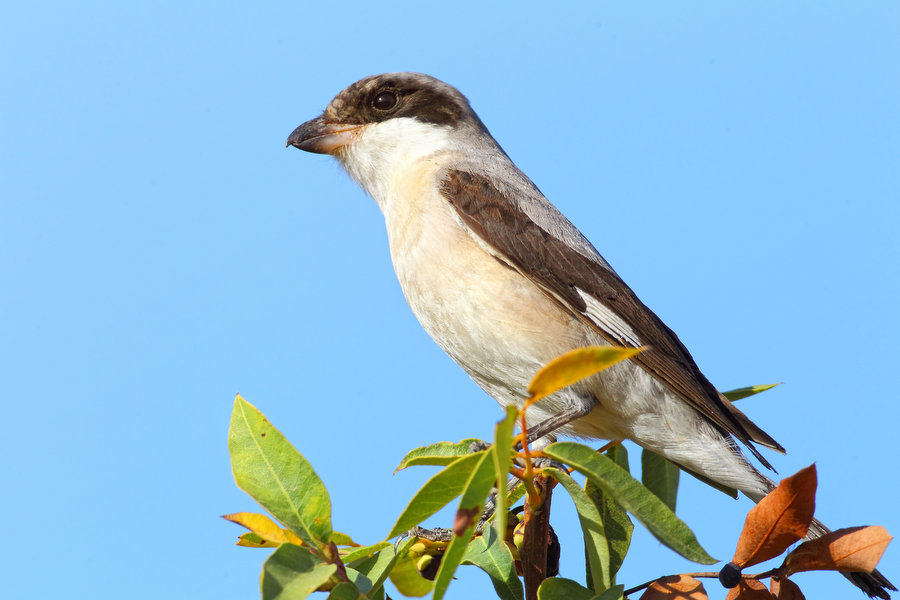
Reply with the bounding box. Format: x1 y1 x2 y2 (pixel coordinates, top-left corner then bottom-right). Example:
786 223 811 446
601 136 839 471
288 73 891 597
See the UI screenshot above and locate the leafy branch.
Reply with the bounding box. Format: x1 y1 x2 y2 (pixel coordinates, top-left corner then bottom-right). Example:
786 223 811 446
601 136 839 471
224 347 892 600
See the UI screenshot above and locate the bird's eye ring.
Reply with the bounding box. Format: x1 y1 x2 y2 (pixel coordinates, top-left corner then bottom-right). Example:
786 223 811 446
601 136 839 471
373 90 398 111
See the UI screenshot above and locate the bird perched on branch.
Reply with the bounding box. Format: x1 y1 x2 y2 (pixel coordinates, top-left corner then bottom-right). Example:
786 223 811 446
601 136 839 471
288 72 893 598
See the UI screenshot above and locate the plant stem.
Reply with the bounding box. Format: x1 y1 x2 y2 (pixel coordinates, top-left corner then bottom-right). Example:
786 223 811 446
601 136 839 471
521 474 553 600
622 571 777 597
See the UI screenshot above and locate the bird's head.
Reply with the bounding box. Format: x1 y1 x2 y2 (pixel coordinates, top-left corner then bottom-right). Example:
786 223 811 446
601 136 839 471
286 72 484 156
287 73 504 206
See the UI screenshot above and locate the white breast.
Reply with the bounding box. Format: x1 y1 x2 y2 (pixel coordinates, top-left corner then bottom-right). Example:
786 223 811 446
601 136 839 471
386 158 588 400
339 120 587 408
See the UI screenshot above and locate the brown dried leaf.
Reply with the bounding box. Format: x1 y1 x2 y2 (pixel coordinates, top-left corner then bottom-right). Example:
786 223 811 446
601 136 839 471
640 574 708 599
724 579 772 600
732 465 817 567
770 577 805 600
782 525 892 576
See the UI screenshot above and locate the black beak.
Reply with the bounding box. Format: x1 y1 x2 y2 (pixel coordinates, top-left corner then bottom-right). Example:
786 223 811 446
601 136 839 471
286 116 361 155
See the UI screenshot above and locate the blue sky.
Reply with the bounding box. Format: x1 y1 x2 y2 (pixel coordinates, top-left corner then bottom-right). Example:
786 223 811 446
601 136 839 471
2 3 897 598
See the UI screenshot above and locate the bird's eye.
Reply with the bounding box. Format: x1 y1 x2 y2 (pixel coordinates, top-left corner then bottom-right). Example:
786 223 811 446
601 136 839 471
373 90 398 111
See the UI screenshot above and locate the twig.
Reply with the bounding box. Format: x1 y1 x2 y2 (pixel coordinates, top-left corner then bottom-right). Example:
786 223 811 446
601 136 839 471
622 570 779 597
521 474 553 600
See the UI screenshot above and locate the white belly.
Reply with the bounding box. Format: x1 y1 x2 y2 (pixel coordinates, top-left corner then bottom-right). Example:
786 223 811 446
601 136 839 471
373 158 768 496
380 159 609 429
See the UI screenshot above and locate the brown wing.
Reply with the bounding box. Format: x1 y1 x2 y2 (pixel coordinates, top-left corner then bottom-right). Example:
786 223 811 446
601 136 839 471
440 169 784 465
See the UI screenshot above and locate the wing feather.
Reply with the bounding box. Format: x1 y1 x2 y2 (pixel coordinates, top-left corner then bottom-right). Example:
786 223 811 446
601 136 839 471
440 169 784 463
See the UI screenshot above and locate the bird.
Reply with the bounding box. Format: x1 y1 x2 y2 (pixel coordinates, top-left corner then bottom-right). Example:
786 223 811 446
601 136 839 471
287 72 893 597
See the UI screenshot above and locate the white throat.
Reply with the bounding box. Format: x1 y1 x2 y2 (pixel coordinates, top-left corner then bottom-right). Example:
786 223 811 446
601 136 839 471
337 117 453 211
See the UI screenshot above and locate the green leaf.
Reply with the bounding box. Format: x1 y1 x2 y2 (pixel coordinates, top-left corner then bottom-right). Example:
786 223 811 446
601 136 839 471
543 442 715 564
537 578 623 600
594 585 625 600
606 444 629 474
590 441 633 583
341 541 392 564
325 583 360 600
538 577 625 600
538 577 594 600
546 468 610 592
432 524 475 600
458 450 498 514
229 396 332 550
483 481 526 527
387 552 433 597
462 526 524 600
434 451 500 600
331 531 359 546
327 582 362 600
722 383 780 402
342 568 373 595
641 450 679 513
395 439 484 471
260 543 337 600
584 478 632 583
507 479 527 507
350 541 406 599
387 451 486 539
491 405 518 543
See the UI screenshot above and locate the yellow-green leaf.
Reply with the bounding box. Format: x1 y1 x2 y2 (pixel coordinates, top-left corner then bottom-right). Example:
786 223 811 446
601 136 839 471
229 396 332 551
395 439 485 471
722 383 780 402
640 450 679 513
388 552 434 597
387 451 486 539
435 451 510 600
585 477 632 584
331 531 360 546
341 542 392 564
433 523 476 600
350 541 405 599
544 442 715 565
537 578 624 600
546 468 610 592
462 526 524 600
237 532 278 548
528 347 644 401
491 406 518 543
327 582 363 600
224 512 305 546
454 451 498 536
261 543 337 600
